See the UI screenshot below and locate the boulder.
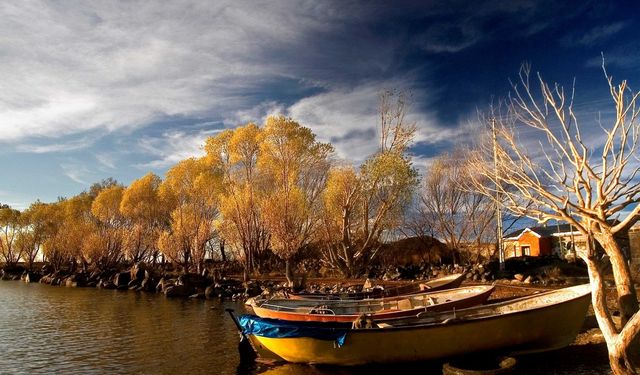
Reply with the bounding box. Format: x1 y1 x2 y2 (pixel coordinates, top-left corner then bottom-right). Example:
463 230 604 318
204 285 217 299
164 284 193 298
130 262 146 282
113 272 131 288
24 272 41 283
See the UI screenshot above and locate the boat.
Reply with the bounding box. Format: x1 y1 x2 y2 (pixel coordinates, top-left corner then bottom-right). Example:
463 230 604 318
239 284 591 365
288 273 465 300
250 285 495 323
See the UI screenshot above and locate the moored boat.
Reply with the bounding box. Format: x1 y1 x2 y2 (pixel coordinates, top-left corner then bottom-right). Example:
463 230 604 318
239 284 591 365
288 273 465 300
250 285 494 323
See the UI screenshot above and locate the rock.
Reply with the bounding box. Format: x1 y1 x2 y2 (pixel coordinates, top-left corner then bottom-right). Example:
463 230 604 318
130 262 146 282
205 285 217 299
164 284 193 298
514 273 525 282
24 272 41 283
363 278 373 290
524 276 533 284
113 272 131 288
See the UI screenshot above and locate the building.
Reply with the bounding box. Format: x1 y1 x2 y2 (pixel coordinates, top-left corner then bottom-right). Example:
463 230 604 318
503 223 632 261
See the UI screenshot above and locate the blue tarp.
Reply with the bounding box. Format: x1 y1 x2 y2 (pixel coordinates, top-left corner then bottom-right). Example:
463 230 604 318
239 315 348 347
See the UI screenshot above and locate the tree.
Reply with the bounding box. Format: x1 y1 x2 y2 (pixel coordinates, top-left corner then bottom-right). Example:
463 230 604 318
43 194 94 272
205 123 269 280
259 115 333 284
120 173 168 263
0 207 23 269
16 201 50 270
319 91 419 277
420 150 496 264
471 64 640 374
158 158 221 273
86 185 126 270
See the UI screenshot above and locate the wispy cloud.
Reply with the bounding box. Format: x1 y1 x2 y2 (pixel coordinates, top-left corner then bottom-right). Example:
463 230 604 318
16 136 97 153
562 21 630 47
60 162 91 185
95 153 117 169
135 129 221 169
0 1 393 147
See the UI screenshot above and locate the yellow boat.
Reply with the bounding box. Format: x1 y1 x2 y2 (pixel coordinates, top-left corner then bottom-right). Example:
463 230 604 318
240 284 591 366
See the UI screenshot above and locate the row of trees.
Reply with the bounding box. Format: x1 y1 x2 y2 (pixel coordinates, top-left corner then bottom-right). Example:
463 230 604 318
0 92 423 283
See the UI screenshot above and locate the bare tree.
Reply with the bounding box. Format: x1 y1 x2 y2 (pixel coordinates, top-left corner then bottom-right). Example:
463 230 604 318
379 89 417 153
471 63 640 374
421 150 497 264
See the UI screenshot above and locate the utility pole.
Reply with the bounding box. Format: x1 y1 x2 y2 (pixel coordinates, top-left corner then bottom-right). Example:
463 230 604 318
491 117 505 270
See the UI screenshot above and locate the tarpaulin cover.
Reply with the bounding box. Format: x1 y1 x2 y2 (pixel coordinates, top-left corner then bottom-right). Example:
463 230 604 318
239 315 348 347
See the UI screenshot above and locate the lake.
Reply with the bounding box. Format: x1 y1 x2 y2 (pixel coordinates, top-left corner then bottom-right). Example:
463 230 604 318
0 281 610 374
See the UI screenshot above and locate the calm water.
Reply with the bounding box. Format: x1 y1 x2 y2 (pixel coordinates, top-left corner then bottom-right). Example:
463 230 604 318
0 281 610 375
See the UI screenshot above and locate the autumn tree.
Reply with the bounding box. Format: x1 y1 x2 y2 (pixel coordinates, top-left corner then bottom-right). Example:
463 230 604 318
120 173 168 263
471 64 640 374
320 90 419 276
158 158 221 273
206 124 270 280
43 194 94 272
259 116 333 285
16 201 50 270
0 207 23 269
85 185 126 270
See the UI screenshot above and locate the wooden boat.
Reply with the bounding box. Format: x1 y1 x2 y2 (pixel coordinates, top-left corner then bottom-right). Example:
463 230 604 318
288 273 465 301
240 284 591 365
250 285 495 323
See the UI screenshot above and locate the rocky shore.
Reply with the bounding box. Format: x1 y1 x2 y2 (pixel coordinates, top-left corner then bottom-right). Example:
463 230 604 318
0 255 593 306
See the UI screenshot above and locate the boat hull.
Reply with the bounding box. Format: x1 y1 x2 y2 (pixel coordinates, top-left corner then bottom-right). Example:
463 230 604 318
248 284 591 365
252 285 494 323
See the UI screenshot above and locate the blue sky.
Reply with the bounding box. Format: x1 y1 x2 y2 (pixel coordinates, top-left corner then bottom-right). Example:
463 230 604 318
1 1 639 209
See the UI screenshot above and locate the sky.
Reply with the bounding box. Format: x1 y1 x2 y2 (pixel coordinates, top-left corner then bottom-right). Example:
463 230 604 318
1 0 639 209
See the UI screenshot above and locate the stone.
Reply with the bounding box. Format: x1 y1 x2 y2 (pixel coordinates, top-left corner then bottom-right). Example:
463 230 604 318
130 262 146 281
514 273 525 282
363 278 373 290
524 276 533 284
164 284 193 298
113 272 131 288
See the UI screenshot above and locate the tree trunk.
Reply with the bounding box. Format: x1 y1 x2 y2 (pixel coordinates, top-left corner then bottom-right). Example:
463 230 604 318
609 343 638 375
285 258 294 287
584 247 640 374
597 231 639 325
220 240 226 262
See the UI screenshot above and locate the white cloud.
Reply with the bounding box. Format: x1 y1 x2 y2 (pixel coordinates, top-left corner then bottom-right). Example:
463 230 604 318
0 1 367 144
284 81 451 162
562 21 629 47
95 153 117 169
60 162 91 185
135 129 220 169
